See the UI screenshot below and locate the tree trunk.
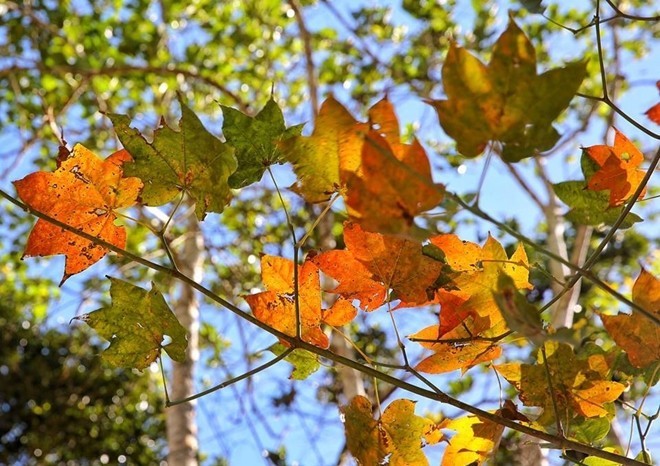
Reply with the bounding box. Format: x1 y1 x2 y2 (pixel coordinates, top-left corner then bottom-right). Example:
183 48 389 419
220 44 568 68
167 205 204 466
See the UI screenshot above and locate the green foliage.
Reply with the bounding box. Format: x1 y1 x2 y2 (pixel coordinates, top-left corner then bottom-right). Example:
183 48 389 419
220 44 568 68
0 299 165 465
74 278 188 370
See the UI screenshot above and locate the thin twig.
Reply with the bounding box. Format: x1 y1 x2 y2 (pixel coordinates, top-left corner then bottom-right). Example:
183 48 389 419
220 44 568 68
166 349 294 406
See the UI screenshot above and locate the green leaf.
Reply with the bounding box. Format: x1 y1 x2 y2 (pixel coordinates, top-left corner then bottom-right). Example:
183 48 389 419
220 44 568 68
553 181 642 228
221 99 303 189
269 343 320 380
518 0 546 13
74 277 187 369
108 94 237 220
428 16 586 161
569 417 610 444
582 448 625 466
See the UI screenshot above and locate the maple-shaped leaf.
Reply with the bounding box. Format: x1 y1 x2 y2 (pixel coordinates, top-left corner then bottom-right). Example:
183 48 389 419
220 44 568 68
428 15 586 161
644 81 660 125
342 396 445 466
245 255 328 348
441 415 505 466
221 98 303 188
280 96 364 203
73 277 187 369
552 180 642 228
269 343 320 380
244 255 358 349
600 268 660 368
429 234 532 338
343 98 444 235
313 222 443 309
13 144 142 284
496 342 625 425
108 94 237 220
584 128 647 207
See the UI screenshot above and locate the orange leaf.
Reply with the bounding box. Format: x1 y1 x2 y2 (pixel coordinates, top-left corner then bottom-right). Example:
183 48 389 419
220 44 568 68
310 249 387 311
313 222 442 309
245 256 330 348
644 81 660 125
343 221 443 305
343 98 443 235
413 330 502 375
600 268 660 368
322 298 358 327
428 234 531 337
13 144 141 284
585 128 647 207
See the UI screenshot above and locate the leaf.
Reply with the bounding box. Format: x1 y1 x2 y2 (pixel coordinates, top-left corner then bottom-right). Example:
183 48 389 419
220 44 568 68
73 277 187 369
412 325 502 374
221 98 303 188
342 396 444 466
495 342 625 425
582 447 625 466
313 222 443 309
517 0 546 14
584 128 647 207
552 180 642 228
244 255 359 349
244 255 329 348
269 343 320 380
600 268 660 368
441 415 504 466
428 15 586 161
429 234 532 337
310 249 388 311
569 417 611 444
493 273 545 345
644 81 660 125
280 96 362 203
343 98 443 235
13 144 142 284
108 94 237 220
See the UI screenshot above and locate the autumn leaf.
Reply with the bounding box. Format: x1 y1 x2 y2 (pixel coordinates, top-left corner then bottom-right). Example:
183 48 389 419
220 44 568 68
428 15 586 161
441 415 504 466
430 234 532 337
310 249 388 311
244 255 358 349
108 94 237 220
13 144 142 284
280 96 363 203
313 222 443 309
411 324 502 374
73 277 187 369
343 98 443 235
221 98 303 188
342 396 445 466
495 342 625 425
600 268 660 368
245 255 329 348
644 81 660 125
584 128 647 207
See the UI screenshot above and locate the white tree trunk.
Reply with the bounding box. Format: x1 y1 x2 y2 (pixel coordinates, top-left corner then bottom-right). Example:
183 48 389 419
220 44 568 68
167 206 203 466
